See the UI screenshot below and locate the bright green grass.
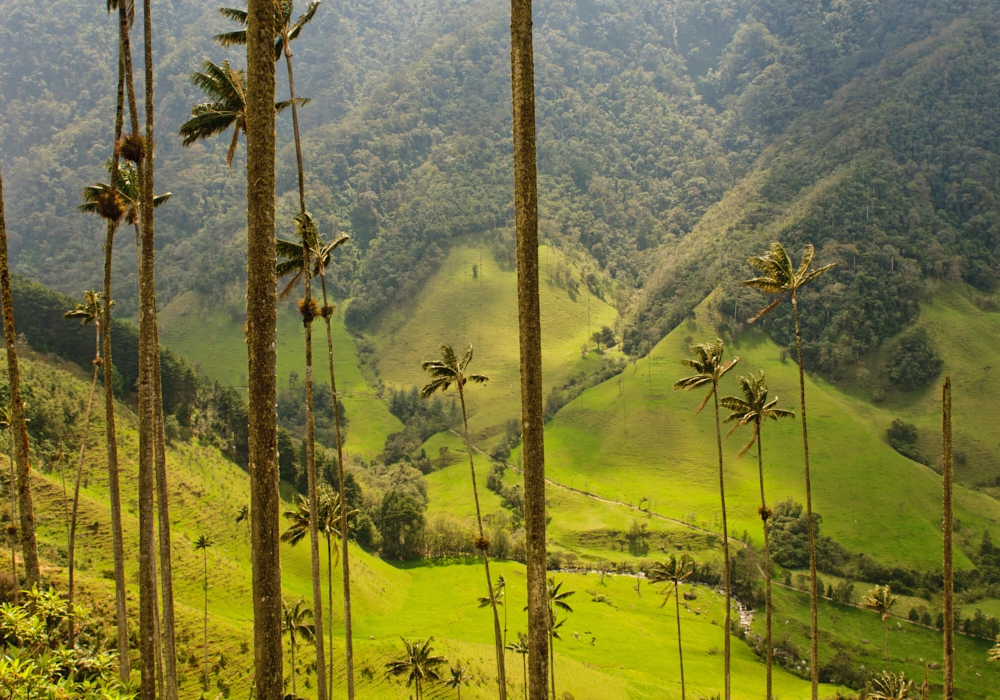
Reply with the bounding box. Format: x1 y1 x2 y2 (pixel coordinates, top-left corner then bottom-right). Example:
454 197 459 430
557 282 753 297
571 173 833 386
757 585 1000 697
517 297 1000 570
368 236 618 440
157 290 401 459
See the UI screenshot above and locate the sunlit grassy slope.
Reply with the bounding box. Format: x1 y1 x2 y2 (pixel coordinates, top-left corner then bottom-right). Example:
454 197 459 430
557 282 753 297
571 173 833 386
158 290 401 459
368 235 618 439
5 352 836 699
517 294 1000 571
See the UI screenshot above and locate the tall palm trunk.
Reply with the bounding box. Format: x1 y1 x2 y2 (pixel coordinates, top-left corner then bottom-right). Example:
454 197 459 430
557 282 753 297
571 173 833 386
68 321 102 647
246 1 284 696
6 444 16 604
756 426 773 700
203 547 209 690
290 638 298 697
0 166 40 588
883 616 890 670
674 578 686 700
711 389 732 700
509 1 548 697
137 1 179 695
457 385 507 699
106 10 130 676
548 628 555 698
942 377 954 700
301 242 328 700
280 15 329 697
318 270 355 700
791 292 820 698
326 532 335 700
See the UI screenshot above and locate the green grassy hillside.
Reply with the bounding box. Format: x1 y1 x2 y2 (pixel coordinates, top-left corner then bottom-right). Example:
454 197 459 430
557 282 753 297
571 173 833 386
1 348 836 699
368 236 618 439
158 290 402 459
522 295 1000 572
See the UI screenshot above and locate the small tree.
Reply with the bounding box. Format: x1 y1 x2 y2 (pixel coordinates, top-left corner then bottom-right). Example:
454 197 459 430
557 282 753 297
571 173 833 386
545 578 574 698
864 585 899 670
282 599 315 697
445 665 470 700
506 632 530 700
385 637 447 700
650 554 694 700
194 535 213 690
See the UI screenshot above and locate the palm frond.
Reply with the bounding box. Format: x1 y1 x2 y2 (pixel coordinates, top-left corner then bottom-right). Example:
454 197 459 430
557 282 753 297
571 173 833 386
746 295 784 324
213 29 247 48
798 263 836 287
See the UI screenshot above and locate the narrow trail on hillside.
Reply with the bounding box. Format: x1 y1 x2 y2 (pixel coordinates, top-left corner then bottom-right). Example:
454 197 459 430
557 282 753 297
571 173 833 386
454 429 741 543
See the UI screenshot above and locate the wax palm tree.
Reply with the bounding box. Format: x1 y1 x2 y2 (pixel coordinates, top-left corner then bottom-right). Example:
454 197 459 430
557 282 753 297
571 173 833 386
545 578 574 699
0 166 39 591
385 637 447 700
179 60 302 166
194 535 213 690
478 574 508 648
275 211 329 700
214 1 320 60
245 1 283 695
276 210 354 698
446 665 470 700
650 555 694 700
869 670 914 699
742 242 834 699
674 338 738 700
235 504 250 541
721 370 792 700
942 377 955 700
506 632 529 700
89 6 130 667
864 585 899 670
988 635 1000 662
422 344 506 697
283 599 315 697
62 290 109 647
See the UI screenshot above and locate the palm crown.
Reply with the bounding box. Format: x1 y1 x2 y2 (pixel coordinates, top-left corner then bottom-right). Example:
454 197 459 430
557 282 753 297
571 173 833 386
194 534 213 551
863 585 898 622
742 242 836 322
420 345 488 398
385 637 447 688
721 372 794 458
282 598 315 646
281 487 356 549
673 339 739 413
79 161 171 226
215 1 320 60
276 212 350 300
63 290 108 327
179 60 304 166
649 554 693 586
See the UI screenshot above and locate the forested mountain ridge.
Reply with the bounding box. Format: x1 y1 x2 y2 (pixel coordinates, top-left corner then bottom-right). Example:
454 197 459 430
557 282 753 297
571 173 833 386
0 0 996 354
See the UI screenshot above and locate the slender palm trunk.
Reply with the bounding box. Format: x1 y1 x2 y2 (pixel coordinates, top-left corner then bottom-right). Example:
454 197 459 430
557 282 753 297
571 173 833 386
326 533 335 700
884 617 890 670
68 324 101 647
674 579 686 700
301 243 328 700
106 16 130 677
290 638 297 697
457 385 507 699
246 1 284 695
0 165 40 588
7 448 17 605
942 377 954 700
791 292 820 699
319 273 355 700
548 629 556 698
522 653 527 699
711 389 732 700
510 2 548 697
203 548 210 690
756 426 773 700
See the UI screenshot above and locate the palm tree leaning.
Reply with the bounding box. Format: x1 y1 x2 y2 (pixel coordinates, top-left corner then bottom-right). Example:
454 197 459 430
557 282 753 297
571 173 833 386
0 164 40 589
479 574 508 650
864 584 899 671
721 371 793 700
650 554 694 700
245 0 284 695
509 0 549 695
942 377 954 700
62 290 109 648
194 535 213 691
743 242 834 699
422 345 507 697
446 665 470 700
283 598 315 698
674 338 739 700
385 637 447 700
